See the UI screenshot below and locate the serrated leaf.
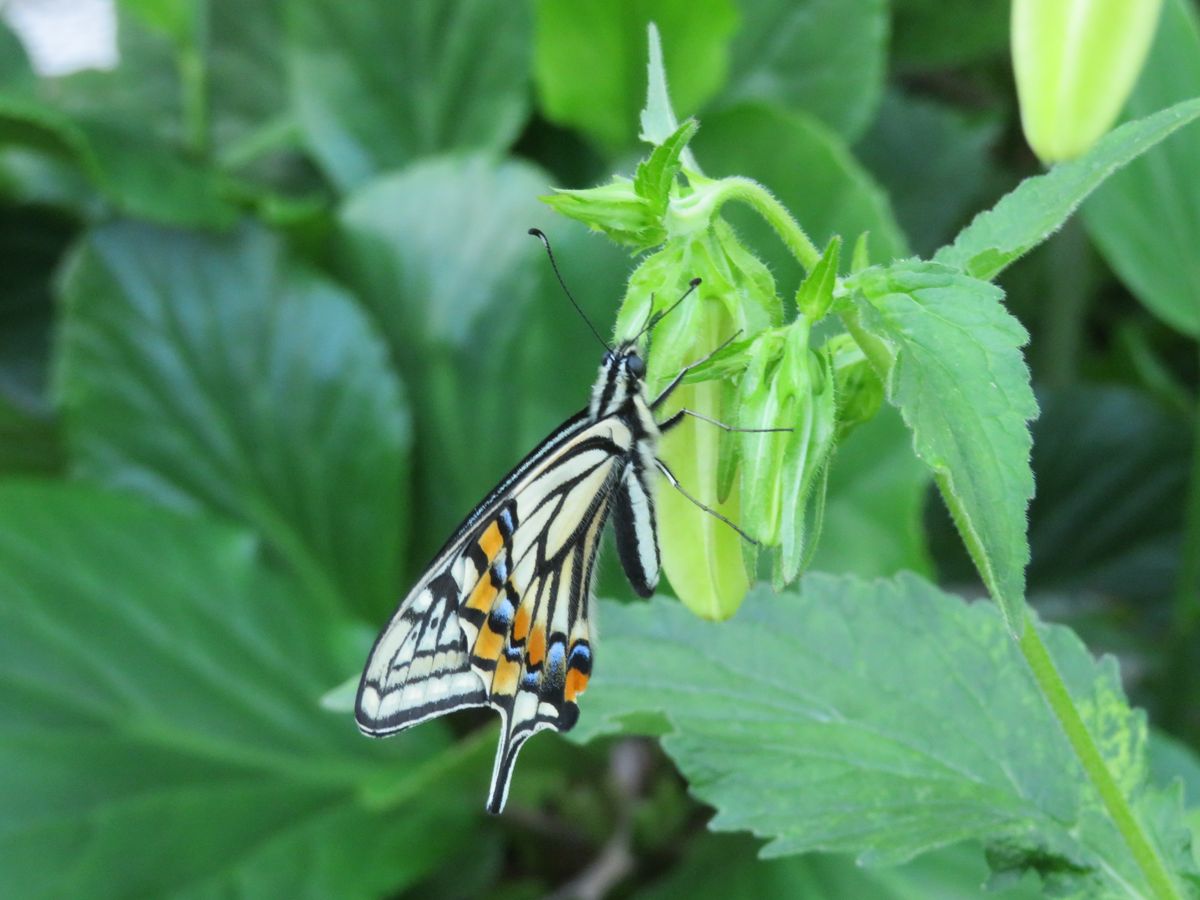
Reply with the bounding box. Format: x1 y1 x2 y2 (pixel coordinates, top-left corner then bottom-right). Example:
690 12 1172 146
846 260 1036 629
718 0 887 141
934 96 1200 281
577 575 1197 896
633 118 698 216
638 832 1044 899
288 0 532 190
57 220 410 621
0 482 476 899
1082 0 1200 337
534 0 736 149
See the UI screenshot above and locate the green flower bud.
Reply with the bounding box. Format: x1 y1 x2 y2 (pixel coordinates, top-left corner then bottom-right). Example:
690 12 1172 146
543 177 666 250
1013 0 1163 162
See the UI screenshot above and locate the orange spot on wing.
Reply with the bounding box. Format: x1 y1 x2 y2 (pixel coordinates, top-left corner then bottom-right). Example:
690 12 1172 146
512 604 531 642
527 628 546 667
474 625 504 663
466 575 498 614
479 522 503 560
492 658 520 697
565 668 589 703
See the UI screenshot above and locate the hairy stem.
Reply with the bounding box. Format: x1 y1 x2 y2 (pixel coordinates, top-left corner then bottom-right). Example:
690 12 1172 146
704 177 821 274
1019 616 1182 900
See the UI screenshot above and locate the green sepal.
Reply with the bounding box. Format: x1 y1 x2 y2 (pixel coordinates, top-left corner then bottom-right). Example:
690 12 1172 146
542 177 665 250
633 119 700 218
795 236 841 321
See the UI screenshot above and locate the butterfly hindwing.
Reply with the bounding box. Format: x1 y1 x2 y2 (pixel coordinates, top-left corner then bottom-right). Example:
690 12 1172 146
458 429 628 813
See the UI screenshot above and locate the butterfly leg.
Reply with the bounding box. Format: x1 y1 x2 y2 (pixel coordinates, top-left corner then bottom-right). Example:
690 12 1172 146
658 407 791 434
654 459 758 546
650 331 743 411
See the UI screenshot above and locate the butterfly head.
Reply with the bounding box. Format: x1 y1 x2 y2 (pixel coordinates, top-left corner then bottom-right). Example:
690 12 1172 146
590 341 647 419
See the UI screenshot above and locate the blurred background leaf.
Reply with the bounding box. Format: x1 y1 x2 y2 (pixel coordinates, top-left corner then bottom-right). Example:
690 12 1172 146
1082 0 1200 338
289 0 532 191
0 481 478 899
718 0 886 141
534 0 737 151
57 221 410 621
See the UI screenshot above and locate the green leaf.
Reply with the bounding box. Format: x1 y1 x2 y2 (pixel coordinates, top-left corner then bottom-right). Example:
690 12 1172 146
810 407 933 580
934 96 1200 282
890 0 1009 68
693 103 907 290
578 575 1198 896
719 0 887 141
288 0 532 191
638 832 1043 899
337 154 548 564
0 19 34 89
533 0 737 149
0 95 238 228
633 118 698 216
1082 0 1200 337
0 481 475 899
844 261 1036 629
856 89 1001 258
57 221 410 621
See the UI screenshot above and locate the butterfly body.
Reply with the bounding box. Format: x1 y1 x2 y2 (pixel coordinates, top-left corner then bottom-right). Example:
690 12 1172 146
357 341 671 813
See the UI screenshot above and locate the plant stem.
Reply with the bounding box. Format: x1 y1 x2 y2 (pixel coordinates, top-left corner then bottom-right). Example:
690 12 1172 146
180 3 210 157
1018 615 1182 900
710 177 822 273
1173 361 1200 633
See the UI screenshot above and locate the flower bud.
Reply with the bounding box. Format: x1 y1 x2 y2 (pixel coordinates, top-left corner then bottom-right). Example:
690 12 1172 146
1013 0 1163 162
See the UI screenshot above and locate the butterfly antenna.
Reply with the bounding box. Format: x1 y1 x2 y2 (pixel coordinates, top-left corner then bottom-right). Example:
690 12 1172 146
633 276 702 343
528 228 611 352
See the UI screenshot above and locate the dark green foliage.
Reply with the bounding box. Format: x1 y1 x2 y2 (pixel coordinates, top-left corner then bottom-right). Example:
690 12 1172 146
1 1 1198 896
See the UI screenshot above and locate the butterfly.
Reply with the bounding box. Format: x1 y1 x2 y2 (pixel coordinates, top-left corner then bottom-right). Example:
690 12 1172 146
355 229 768 814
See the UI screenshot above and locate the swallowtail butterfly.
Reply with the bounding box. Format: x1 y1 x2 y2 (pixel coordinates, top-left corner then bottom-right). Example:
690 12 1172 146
356 229 766 813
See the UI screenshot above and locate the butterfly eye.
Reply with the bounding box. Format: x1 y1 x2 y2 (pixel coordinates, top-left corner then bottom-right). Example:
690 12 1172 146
626 354 645 378
603 351 614 365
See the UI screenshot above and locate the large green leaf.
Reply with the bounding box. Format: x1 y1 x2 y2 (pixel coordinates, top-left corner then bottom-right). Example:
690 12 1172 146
0 481 475 899
935 97 1200 282
845 261 1036 628
533 0 737 149
718 0 886 141
57 220 410 620
1082 0 1200 337
692 103 907 290
337 154 547 564
638 833 1041 899
578 576 1197 896
288 0 532 191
